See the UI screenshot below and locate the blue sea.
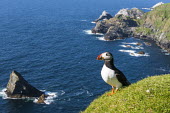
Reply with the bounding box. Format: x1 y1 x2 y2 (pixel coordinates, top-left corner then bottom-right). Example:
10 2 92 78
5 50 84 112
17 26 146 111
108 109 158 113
0 0 170 113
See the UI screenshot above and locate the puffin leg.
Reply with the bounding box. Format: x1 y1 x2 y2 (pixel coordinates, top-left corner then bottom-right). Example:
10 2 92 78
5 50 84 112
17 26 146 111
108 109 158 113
115 88 118 93
107 86 115 96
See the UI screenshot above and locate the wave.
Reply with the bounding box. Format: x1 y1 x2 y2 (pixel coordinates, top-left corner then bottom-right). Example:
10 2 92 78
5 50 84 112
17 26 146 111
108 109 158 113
83 30 104 35
122 42 141 45
96 37 105 41
83 30 94 35
120 45 144 49
73 88 93 97
165 53 170 56
0 88 62 105
161 49 168 53
0 88 8 99
96 36 110 41
91 21 96 24
142 8 151 10
161 49 170 55
34 90 60 105
119 49 149 57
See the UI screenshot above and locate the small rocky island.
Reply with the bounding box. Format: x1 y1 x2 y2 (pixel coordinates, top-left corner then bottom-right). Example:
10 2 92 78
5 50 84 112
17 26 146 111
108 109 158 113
5 70 46 103
92 3 170 52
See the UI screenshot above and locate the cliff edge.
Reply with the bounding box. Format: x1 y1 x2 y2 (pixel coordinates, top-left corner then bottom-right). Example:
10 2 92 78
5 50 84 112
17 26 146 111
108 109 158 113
83 74 170 113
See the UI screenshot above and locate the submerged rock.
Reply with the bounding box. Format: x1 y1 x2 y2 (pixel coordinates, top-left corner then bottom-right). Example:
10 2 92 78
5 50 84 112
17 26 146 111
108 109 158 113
5 71 44 98
144 42 152 46
136 42 142 46
37 94 46 104
137 51 145 54
93 11 112 22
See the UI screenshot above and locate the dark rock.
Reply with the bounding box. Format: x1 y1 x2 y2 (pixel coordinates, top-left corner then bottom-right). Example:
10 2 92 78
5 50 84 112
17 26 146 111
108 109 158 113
144 42 152 46
91 8 142 40
91 5 170 52
136 43 142 46
94 11 112 22
37 94 46 104
137 51 145 54
5 71 44 98
125 45 132 48
91 21 111 34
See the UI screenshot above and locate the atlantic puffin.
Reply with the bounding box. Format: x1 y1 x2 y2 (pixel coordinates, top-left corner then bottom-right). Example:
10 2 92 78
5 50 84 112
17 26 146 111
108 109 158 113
96 52 130 95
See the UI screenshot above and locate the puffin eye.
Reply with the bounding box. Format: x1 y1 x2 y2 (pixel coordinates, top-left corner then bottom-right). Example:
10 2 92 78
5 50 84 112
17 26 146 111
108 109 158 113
106 53 110 56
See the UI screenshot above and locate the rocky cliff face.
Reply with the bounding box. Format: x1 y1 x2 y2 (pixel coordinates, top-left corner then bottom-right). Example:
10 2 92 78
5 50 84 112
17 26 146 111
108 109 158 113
5 71 44 98
134 3 170 52
91 3 170 52
115 8 144 19
93 11 113 23
92 8 143 40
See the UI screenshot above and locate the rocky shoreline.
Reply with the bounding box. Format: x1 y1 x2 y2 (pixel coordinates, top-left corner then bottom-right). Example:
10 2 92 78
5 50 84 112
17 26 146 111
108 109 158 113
91 3 170 52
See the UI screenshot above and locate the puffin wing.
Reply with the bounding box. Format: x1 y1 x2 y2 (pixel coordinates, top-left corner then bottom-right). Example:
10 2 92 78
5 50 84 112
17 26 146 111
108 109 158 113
114 69 131 86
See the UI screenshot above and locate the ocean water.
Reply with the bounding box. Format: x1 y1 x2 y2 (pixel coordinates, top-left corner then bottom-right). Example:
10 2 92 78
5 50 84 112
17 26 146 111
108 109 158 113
0 0 170 113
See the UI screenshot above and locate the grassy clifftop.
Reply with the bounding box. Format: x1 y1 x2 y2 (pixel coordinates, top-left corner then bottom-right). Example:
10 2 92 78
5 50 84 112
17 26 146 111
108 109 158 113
83 74 170 113
136 3 170 40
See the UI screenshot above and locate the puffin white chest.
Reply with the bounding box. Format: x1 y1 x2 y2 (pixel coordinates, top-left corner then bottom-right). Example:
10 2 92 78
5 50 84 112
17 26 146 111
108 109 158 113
101 64 122 88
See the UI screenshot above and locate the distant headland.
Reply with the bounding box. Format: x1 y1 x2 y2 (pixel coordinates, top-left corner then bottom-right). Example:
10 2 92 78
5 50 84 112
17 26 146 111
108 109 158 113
91 3 170 52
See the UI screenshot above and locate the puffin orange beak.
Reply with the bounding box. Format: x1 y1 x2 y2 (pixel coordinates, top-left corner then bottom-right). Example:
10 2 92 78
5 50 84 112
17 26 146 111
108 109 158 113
96 54 103 60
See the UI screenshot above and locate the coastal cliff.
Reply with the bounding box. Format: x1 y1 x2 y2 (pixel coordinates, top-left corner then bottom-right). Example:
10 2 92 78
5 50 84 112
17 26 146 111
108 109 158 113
92 3 170 52
83 74 170 113
134 3 170 52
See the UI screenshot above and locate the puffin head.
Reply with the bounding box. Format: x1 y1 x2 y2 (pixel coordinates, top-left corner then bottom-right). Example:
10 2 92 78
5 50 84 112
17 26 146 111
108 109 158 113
96 52 113 61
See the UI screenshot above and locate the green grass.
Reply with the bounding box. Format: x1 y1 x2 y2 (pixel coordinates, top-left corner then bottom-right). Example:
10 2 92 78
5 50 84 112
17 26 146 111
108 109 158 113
135 27 153 35
136 3 170 40
83 74 170 113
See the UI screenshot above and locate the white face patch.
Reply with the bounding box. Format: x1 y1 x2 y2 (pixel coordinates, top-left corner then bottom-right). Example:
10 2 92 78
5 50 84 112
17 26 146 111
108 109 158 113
101 52 113 60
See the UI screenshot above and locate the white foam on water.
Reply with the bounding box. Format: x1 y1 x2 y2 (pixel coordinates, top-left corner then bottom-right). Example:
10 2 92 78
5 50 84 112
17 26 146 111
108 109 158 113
44 91 58 105
161 49 170 56
119 49 136 53
96 37 107 41
120 45 143 49
0 88 61 105
120 45 131 48
91 21 96 24
83 30 104 35
83 30 93 35
34 90 65 105
131 46 144 50
0 88 8 99
165 53 170 56
161 49 168 53
74 89 93 97
142 8 151 10
96 33 104 35
129 52 149 57
122 42 140 45
119 49 149 57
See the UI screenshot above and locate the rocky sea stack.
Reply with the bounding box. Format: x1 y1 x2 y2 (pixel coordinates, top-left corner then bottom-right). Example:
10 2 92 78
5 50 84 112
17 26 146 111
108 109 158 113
91 3 170 52
93 10 113 23
92 8 144 40
5 71 44 98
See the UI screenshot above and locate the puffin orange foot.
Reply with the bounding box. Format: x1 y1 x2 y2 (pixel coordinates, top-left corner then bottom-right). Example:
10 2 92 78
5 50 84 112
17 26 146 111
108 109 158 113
107 92 115 96
107 88 116 96
107 88 119 96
